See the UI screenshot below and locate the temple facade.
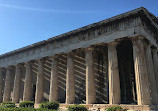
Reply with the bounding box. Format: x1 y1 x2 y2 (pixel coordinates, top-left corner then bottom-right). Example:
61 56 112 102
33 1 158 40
0 7 158 110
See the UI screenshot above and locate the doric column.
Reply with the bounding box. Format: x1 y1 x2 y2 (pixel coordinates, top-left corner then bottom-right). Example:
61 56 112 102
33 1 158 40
132 37 151 105
86 48 96 104
35 59 44 103
152 49 158 89
145 43 158 104
23 61 33 101
66 53 75 104
108 42 121 104
49 56 58 102
3 67 12 102
0 68 3 103
12 64 22 103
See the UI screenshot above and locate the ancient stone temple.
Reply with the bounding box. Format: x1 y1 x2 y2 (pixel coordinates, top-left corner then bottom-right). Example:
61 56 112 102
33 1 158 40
0 7 158 110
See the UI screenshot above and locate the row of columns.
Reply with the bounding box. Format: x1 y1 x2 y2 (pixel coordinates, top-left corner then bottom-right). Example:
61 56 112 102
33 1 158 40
0 36 158 105
108 37 158 105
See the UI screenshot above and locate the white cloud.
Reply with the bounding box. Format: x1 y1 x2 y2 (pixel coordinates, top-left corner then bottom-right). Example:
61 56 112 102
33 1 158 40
0 4 96 14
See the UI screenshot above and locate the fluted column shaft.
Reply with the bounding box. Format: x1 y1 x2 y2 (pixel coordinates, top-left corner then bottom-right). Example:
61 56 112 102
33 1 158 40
12 64 22 103
86 48 96 104
145 44 158 104
35 59 44 103
0 69 3 103
132 37 151 105
23 62 33 101
66 53 75 104
3 67 12 102
152 49 158 90
108 42 121 104
49 56 58 102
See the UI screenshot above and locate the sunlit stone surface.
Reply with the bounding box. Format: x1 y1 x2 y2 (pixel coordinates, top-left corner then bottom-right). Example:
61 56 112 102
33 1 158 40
0 7 158 110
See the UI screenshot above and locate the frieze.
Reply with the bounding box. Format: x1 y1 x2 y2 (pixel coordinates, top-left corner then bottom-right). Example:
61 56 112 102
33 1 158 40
0 14 156 68
141 18 158 43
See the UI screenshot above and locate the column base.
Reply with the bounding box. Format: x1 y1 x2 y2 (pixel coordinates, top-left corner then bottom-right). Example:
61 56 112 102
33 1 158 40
32 103 158 111
60 104 158 111
34 103 40 108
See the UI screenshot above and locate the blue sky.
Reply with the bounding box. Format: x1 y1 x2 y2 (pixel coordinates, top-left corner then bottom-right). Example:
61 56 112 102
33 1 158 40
0 0 158 55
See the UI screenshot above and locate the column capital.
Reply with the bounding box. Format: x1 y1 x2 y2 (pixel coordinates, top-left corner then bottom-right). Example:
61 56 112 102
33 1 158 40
6 66 13 71
15 63 23 68
37 58 46 63
131 36 145 43
108 41 118 47
51 54 59 59
152 48 158 53
51 56 58 66
144 43 153 51
67 52 74 58
25 61 34 67
0 68 5 72
85 47 94 51
145 43 152 47
74 48 84 53
26 61 34 64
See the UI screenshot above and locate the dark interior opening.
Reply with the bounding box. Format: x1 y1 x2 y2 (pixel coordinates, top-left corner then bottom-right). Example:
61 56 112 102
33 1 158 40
32 84 36 101
58 55 67 103
117 40 137 104
94 46 109 104
74 51 86 104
